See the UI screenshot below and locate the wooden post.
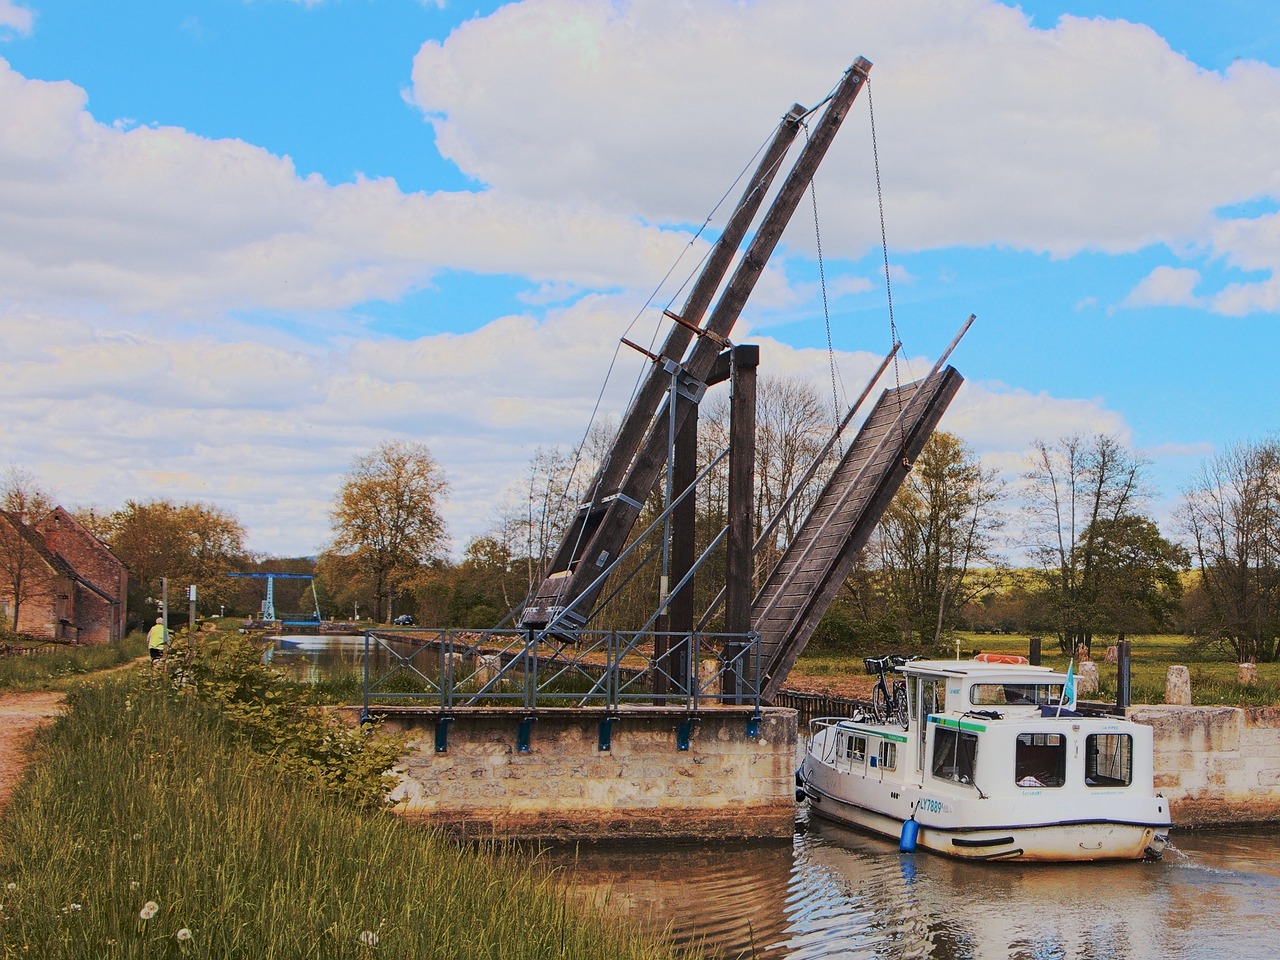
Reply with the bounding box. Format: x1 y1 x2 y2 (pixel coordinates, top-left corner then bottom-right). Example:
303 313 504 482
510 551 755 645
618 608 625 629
723 345 758 702
1028 637 1041 666
1117 639 1132 709
667 399 697 696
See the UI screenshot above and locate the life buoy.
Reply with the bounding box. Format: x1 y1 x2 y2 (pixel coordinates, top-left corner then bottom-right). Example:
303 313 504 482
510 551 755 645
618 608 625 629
974 653 1029 664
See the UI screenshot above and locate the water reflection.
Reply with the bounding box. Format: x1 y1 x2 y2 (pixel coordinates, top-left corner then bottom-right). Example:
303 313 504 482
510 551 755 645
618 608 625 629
263 634 388 684
543 815 1280 960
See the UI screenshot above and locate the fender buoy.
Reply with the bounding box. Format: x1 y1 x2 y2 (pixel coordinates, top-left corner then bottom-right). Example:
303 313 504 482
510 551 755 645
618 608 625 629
974 653 1029 664
900 817 919 852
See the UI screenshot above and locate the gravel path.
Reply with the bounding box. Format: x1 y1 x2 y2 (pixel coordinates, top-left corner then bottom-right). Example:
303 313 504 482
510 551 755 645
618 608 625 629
0 691 65 813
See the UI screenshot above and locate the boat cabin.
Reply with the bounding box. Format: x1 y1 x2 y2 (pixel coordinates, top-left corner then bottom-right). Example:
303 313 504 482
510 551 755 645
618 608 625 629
820 659 1153 802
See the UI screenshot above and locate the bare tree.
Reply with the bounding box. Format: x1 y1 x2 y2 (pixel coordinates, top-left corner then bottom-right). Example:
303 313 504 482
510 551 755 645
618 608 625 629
1022 434 1157 655
1178 438 1280 662
0 467 58 633
875 432 1007 647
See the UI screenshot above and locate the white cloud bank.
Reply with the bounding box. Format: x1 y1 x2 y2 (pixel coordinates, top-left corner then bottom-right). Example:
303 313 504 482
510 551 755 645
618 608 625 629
4 0 1279 556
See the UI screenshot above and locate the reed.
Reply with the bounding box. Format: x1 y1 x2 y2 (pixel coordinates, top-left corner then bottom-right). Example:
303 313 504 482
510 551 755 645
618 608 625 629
0 672 685 960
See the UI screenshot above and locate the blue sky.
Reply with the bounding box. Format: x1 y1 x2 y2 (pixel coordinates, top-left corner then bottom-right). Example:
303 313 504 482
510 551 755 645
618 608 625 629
1 0 1278 558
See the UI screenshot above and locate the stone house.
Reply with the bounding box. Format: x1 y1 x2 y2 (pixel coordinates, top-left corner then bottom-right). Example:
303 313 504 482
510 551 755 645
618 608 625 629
0 507 128 643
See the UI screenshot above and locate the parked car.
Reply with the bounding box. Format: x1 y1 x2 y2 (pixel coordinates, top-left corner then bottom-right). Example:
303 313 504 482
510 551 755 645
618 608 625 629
393 614 415 625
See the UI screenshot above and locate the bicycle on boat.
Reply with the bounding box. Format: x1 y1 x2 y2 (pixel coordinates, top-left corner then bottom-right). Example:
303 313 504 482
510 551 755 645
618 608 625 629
863 654 919 728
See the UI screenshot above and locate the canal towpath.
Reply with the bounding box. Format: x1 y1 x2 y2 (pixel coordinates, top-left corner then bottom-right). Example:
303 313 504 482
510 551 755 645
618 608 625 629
0 690 63 813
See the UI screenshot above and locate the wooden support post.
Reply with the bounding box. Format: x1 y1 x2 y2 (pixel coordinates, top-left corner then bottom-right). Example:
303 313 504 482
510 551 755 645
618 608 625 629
1028 636 1042 666
1117 638 1132 710
723 345 759 702
667 397 698 696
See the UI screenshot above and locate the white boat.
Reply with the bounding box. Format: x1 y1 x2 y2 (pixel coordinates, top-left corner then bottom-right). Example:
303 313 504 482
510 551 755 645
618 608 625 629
797 656 1171 862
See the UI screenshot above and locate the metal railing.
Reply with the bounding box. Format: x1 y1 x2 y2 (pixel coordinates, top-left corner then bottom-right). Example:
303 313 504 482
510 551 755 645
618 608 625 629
361 628 761 714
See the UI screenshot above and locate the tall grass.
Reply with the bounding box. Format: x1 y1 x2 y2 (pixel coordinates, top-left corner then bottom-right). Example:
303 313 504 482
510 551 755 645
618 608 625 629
0 632 147 691
0 673 685 960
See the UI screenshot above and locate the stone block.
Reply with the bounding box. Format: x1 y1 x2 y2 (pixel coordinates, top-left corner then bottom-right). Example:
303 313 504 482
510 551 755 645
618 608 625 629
1165 665 1191 705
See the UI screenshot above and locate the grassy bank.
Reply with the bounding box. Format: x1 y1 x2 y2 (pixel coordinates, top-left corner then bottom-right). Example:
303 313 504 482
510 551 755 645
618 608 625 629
0 669 685 959
0 632 147 692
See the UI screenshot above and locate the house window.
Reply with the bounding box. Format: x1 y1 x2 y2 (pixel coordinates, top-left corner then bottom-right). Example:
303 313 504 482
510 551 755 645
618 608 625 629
931 727 978 785
1015 732 1066 787
1086 734 1133 787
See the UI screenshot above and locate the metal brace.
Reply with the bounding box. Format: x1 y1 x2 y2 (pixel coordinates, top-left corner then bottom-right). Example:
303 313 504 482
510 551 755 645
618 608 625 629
598 715 620 752
517 715 536 753
677 717 701 752
434 716 454 753
746 711 761 739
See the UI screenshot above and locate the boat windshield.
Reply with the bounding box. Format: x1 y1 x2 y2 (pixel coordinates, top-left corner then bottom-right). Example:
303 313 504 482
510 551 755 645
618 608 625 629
970 682 1065 707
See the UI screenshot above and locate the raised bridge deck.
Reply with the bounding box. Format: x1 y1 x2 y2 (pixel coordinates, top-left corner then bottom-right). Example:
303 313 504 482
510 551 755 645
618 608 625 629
753 366 964 701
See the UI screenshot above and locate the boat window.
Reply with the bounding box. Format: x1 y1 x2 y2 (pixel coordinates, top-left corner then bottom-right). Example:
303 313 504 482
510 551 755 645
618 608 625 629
879 741 897 772
971 682 1065 707
1014 732 1066 787
846 735 867 764
1086 734 1133 787
931 727 978 786
917 679 945 718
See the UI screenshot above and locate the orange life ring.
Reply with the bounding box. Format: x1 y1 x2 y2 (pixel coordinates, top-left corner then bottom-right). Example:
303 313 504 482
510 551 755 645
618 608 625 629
974 653 1029 664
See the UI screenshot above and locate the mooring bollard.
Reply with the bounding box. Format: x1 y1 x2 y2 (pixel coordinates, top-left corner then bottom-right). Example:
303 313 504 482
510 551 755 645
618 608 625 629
1078 660 1099 697
1165 665 1192 705
1239 661 1258 687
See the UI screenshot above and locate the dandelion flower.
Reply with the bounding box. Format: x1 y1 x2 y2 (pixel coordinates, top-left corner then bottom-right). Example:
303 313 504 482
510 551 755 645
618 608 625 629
139 901 159 921
176 928 192 942
358 930 379 947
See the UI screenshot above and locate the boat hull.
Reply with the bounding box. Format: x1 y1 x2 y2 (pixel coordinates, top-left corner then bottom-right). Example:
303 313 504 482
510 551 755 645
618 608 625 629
801 779 1168 862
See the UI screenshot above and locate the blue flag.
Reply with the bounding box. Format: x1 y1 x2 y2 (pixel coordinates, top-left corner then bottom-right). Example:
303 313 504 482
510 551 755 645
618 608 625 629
1060 660 1076 712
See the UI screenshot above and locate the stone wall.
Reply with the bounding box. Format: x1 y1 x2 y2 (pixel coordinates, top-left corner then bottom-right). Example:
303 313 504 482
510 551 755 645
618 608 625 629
362 705 798 841
1131 705 1280 826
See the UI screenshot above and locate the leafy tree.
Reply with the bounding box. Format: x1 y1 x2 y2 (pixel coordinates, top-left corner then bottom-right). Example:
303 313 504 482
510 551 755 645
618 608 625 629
1178 438 1280 662
1022 434 1170 656
327 440 448 624
1086 514 1188 642
97 499 249 622
874 432 1007 647
0 467 58 632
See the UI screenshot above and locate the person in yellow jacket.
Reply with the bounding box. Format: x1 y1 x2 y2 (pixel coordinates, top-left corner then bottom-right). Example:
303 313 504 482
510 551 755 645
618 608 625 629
147 616 168 664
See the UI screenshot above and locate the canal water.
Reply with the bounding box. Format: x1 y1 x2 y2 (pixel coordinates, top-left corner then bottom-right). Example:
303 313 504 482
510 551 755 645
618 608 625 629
544 819 1280 960
272 636 1280 959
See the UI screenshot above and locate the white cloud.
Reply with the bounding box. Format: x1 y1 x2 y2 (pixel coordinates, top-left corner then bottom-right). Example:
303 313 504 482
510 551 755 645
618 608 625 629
1123 266 1202 308
0 57 710 316
411 0 1280 257
0 293 1142 556
0 1 33 38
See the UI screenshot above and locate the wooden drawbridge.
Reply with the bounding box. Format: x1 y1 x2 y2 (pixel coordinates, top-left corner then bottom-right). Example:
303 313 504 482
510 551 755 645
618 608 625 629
750 365 963 701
